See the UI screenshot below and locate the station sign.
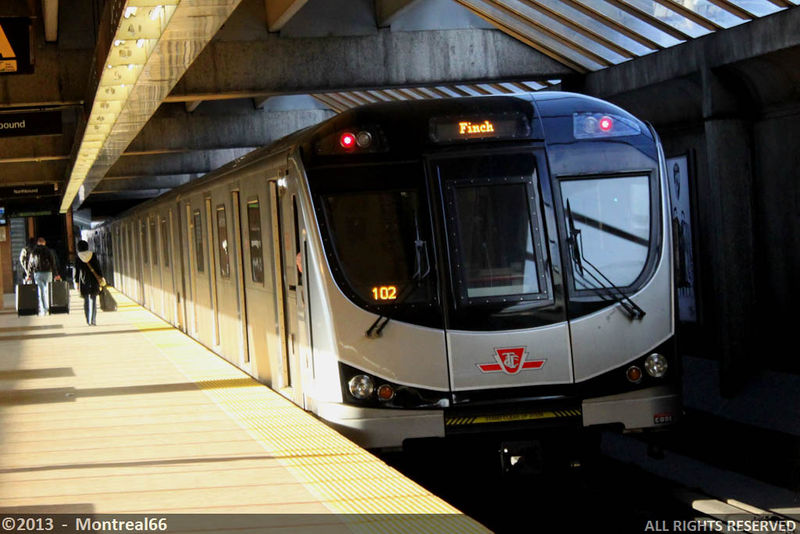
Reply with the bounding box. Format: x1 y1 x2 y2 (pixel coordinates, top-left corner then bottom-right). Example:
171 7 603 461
0 17 34 74
0 110 62 138
0 183 58 200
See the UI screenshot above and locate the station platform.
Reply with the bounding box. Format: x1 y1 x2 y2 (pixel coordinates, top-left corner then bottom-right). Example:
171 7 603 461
0 289 488 532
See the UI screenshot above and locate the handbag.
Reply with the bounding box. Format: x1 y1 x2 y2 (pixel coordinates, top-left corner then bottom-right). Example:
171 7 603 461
99 286 117 312
84 258 116 311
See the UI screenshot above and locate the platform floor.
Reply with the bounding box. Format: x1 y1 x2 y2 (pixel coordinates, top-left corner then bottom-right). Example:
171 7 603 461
0 289 487 532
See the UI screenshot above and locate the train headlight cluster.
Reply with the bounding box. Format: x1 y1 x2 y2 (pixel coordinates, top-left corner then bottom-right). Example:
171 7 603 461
348 375 374 400
644 353 668 378
573 112 641 139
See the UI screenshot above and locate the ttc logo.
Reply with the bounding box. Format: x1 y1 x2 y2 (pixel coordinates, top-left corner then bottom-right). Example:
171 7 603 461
477 347 546 375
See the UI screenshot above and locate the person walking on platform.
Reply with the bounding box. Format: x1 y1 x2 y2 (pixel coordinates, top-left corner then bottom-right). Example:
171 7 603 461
28 237 61 316
19 238 36 283
74 240 105 326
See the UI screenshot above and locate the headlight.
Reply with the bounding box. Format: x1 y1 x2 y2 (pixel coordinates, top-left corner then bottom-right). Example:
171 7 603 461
348 375 374 400
644 353 668 378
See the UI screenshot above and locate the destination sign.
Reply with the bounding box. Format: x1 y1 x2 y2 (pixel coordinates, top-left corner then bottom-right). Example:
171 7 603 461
0 18 33 74
0 110 62 138
430 112 531 143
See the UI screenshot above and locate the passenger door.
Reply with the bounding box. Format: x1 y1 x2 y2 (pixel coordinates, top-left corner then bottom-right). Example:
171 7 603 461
433 149 573 392
270 177 308 407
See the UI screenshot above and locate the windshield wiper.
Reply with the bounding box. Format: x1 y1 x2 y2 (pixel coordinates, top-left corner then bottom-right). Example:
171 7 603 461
565 200 646 320
366 217 432 338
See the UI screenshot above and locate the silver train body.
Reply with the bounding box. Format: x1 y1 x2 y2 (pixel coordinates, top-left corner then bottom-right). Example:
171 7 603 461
95 93 680 449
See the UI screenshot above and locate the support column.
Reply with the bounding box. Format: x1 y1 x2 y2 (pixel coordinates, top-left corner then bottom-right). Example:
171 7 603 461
701 69 757 396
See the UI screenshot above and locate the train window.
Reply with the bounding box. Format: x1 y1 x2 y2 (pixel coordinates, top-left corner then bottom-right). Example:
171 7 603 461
560 175 650 289
451 183 541 298
216 205 231 279
438 153 549 305
246 199 264 284
140 219 148 264
160 217 170 268
321 189 435 305
149 217 158 265
193 209 204 272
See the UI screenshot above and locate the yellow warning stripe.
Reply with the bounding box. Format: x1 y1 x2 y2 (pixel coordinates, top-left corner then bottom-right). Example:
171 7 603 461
114 289 488 531
446 408 582 426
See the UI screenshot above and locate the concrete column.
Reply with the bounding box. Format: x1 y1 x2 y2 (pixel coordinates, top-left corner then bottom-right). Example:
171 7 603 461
701 69 757 396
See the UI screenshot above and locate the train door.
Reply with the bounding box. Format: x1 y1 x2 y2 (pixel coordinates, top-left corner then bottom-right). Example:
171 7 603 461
237 178 273 383
169 207 186 330
186 198 213 345
270 177 308 407
230 190 251 368
149 214 164 319
432 149 573 391
205 197 221 348
159 213 176 326
137 218 147 304
208 190 243 363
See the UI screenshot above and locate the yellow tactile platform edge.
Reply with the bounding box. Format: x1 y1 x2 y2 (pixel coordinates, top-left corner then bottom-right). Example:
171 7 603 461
114 290 489 533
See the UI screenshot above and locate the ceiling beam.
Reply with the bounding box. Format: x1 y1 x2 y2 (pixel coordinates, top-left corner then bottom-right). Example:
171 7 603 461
578 5 800 98
265 0 308 31
123 106 333 154
169 28 574 99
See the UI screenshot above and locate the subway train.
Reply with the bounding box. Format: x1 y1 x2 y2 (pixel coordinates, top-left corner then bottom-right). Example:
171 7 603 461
90 92 680 449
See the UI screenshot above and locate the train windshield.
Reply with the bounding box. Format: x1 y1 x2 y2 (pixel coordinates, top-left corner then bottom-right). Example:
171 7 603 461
437 153 550 308
316 163 436 310
560 175 651 290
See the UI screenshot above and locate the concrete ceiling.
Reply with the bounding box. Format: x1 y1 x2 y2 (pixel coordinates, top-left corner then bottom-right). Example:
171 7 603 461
0 0 797 219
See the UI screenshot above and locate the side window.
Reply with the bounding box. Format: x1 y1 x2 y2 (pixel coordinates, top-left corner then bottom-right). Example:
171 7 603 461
160 217 170 268
247 199 264 284
216 205 231 279
193 209 204 272
150 217 159 266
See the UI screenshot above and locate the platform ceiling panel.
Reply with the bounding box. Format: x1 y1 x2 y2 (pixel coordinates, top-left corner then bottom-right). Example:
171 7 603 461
39 0 800 213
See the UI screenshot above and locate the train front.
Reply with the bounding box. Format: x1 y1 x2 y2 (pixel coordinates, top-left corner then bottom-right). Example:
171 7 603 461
299 92 679 449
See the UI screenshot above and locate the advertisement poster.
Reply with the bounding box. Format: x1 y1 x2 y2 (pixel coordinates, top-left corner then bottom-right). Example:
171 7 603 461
666 154 697 322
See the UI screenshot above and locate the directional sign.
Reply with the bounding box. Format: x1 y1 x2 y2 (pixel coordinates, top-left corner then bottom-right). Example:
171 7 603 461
0 110 61 138
0 18 33 74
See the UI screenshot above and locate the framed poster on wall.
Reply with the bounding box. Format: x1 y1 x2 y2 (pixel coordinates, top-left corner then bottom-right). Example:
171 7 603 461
666 154 697 322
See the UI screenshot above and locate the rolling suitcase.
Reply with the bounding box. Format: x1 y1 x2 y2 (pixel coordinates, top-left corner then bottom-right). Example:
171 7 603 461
16 284 39 316
49 280 70 314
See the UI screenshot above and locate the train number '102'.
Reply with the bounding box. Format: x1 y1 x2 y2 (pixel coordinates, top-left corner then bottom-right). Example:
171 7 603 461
371 285 398 301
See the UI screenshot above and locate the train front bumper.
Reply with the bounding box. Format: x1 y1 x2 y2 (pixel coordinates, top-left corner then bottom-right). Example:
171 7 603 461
317 402 444 449
581 385 681 430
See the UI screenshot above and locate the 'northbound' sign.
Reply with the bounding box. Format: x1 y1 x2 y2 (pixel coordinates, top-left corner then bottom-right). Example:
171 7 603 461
0 111 61 138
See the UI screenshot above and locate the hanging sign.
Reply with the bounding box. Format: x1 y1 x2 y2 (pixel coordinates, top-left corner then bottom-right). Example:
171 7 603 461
0 110 62 138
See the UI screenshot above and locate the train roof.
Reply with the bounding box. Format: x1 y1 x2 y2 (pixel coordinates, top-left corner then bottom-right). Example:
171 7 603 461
111 91 652 218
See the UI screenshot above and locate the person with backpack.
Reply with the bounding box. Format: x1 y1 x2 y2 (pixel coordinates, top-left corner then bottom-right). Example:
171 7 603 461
74 240 106 326
28 237 61 315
